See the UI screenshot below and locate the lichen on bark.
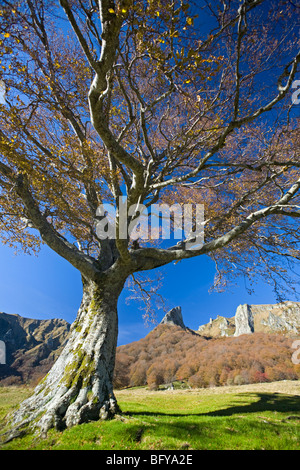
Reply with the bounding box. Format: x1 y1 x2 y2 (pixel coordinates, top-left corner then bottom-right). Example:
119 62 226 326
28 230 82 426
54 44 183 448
1 277 123 442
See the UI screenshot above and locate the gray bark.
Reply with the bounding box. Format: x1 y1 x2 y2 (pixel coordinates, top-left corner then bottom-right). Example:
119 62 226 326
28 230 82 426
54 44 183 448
2 276 125 440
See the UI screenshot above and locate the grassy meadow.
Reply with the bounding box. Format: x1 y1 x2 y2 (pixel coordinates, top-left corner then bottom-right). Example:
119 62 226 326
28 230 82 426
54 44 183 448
0 381 299 450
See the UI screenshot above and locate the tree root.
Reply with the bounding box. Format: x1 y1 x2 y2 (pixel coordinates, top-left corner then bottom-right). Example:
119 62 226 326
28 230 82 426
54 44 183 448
0 382 120 445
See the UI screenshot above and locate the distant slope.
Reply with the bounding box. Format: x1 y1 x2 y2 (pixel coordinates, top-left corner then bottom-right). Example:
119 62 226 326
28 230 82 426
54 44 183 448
0 312 70 385
114 324 300 390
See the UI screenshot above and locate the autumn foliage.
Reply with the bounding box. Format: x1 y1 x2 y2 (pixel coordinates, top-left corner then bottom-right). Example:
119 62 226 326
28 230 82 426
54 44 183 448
114 325 300 390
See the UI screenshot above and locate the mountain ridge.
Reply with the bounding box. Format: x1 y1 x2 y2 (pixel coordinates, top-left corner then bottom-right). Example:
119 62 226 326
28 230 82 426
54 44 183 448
0 300 299 386
197 301 300 338
0 311 70 385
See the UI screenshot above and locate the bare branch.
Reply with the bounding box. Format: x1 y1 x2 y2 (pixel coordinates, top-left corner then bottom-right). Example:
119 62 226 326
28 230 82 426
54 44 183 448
59 0 98 71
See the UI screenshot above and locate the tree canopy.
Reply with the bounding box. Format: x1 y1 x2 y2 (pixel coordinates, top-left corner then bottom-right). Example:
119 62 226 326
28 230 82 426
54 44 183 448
0 1 299 298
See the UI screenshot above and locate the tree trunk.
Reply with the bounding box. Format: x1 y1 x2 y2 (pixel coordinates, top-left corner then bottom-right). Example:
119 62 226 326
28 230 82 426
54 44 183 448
4 276 125 439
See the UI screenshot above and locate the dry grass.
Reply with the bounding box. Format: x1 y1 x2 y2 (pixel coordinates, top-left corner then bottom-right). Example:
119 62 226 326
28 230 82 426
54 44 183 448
115 380 300 400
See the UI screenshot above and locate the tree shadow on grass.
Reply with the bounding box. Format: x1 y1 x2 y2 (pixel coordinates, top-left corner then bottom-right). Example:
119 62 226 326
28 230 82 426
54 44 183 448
122 393 300 449
205 393 300 417
124 393 300 419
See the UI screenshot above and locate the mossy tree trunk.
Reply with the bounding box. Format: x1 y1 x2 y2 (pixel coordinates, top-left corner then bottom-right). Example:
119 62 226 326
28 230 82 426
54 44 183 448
5 276 125 438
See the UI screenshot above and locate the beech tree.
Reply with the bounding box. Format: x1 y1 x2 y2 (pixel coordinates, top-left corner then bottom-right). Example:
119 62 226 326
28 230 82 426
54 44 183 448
0 0 300 439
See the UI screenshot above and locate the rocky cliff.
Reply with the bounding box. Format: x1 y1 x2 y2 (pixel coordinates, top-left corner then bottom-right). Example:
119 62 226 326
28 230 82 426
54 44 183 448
234 301 300 336
160 306 186 329
0 312 70 385
198 301 300 338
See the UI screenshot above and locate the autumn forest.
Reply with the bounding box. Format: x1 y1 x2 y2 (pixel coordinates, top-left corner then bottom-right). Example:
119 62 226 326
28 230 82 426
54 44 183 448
114 325 300 390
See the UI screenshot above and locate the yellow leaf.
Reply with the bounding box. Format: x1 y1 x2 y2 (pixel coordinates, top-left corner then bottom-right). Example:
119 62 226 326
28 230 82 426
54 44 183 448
108 8 115 13
186 17 193 26
3 33 10 38
156 11 160 16
185 79 191 84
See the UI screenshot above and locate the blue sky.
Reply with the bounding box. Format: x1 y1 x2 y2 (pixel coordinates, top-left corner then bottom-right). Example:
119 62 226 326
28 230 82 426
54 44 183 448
1 241 299 346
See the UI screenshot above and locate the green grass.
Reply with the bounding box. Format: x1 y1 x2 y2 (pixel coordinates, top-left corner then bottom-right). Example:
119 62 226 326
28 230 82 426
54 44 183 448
0 381 300 450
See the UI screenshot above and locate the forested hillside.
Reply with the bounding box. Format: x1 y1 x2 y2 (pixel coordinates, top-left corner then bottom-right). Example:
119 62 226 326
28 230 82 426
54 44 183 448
1 313 299 390
114 324 300 390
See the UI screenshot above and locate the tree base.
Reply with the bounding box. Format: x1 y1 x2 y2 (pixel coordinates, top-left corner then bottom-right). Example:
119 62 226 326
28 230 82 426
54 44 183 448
1 393 120 444
1 279 122 443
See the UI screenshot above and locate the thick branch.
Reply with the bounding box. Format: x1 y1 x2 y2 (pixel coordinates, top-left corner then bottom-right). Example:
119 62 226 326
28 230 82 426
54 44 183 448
88 1 145 181
59 0 98 71
131 176 300 271
14 172 101 280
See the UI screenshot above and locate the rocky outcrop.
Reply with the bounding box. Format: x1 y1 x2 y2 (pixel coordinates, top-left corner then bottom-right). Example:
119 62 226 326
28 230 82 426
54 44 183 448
234 302 300 337
198 315 235 337
234 304 254 336
160 306 185 329
198 301 300 338
0 312 70 385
